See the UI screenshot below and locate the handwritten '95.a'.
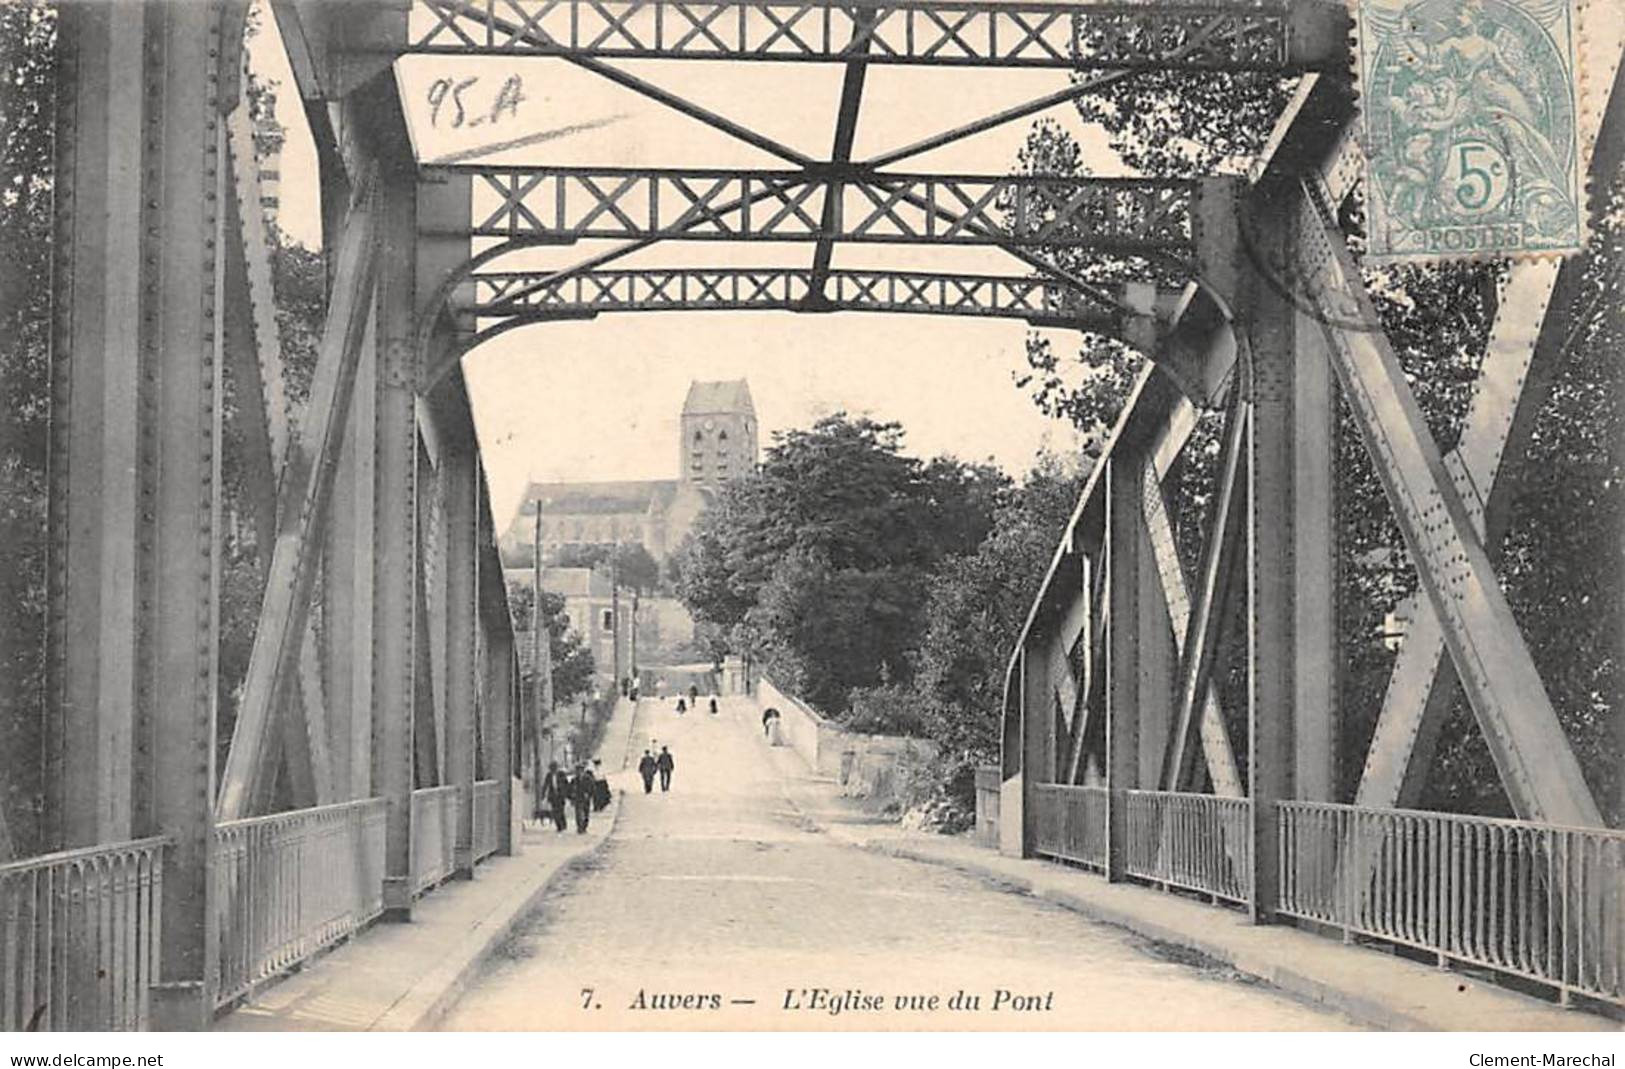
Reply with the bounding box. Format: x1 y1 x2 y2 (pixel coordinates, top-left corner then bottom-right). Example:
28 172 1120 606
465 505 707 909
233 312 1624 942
427 74 525 129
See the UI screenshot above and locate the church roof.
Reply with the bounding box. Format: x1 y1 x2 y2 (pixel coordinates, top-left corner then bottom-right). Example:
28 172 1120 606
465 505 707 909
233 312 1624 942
519 479 678 517
682 379 754 416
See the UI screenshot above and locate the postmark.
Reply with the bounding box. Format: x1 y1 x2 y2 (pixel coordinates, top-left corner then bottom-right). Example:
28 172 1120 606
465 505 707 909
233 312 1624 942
1353 0 1585 262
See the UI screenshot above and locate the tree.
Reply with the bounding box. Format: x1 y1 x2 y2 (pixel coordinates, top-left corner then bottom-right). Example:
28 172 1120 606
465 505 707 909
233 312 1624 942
0 0 56 856
506 579 595 706
610 542 660 595
910 456 1085 761
674 413 1007 714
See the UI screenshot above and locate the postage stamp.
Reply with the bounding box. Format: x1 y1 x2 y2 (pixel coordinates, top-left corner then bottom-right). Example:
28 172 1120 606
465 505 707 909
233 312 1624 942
1353 0 1585 262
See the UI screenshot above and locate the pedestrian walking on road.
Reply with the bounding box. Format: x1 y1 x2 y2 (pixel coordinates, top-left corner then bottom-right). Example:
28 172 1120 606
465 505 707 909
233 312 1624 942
540 761 570 833
591 758 612 811
688 683 698 706
631 680 640 702
656 746 675 792
708 696 718 716
762 706 780 736
638 750 658 793
675 697 686 715
570 763 596 833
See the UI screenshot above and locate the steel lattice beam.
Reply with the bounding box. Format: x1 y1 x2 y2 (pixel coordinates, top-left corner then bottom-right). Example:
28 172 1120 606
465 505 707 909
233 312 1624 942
405 0 1347 71
428 165 1198 253
461 267 1138 329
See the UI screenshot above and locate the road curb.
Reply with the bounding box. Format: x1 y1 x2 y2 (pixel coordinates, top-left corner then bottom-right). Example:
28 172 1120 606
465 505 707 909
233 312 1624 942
387 701 643 1031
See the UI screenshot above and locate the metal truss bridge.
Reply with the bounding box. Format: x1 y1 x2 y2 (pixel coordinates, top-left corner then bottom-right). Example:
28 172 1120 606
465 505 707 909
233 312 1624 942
1 0 1620 1032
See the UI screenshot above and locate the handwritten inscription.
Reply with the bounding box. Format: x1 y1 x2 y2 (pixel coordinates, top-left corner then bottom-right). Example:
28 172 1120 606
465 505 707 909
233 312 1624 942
427 74 526 129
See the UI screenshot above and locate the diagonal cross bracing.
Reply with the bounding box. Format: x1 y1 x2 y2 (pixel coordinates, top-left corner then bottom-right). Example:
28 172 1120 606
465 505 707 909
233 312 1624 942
217 177 381 822
1296 185 1603 829
405 0 1346 71
432 165 1198 252
460 267 1125 329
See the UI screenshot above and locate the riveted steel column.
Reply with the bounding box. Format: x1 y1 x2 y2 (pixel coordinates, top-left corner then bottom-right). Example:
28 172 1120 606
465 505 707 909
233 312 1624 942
1244 179 1301 922
442 385 479 878
1105 454 1144 883
1292 303 1338 801
1135 466 1177 788
47 1 147 851
46 0 231 1025
483 521 517 856
324 297 379 798
374 164 419 919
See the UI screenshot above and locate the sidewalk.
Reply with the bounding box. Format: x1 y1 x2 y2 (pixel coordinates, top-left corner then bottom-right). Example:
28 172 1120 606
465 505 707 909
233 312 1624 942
761 737 1619 1033
217 698 642 1032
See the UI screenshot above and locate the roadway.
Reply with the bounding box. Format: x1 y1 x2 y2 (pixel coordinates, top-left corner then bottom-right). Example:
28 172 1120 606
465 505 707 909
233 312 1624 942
443 697 1359 1030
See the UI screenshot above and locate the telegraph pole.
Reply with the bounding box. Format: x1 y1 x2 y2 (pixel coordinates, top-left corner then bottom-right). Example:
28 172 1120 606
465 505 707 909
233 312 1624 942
532 505 553 809
610 550 621 690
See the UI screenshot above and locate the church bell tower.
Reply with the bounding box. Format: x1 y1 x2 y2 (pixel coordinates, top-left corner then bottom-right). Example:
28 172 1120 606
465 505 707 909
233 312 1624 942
679 379 757 491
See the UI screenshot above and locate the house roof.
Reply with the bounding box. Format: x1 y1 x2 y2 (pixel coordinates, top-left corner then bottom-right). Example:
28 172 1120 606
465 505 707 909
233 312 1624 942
517 479 679 518
682 379 754 416
501 567 613 599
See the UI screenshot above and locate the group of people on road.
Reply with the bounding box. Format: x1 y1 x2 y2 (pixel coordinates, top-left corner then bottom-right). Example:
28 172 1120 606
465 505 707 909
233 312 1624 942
533 677 715 832
636 746 676 793
673 682 718 717
535 757 612 834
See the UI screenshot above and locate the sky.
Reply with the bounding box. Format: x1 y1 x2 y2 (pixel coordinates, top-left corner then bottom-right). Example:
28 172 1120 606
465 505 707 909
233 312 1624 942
248 3 1120 524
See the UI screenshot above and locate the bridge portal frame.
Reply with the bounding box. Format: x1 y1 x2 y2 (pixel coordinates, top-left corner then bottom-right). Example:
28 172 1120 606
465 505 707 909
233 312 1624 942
26 0 1623 1031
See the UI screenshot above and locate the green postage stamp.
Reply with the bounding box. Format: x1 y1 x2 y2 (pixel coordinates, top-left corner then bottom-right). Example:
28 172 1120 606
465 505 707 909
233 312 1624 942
1354 0 1585 261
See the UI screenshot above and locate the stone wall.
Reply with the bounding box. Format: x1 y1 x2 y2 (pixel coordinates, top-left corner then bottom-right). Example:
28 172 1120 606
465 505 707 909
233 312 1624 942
758 676 938 811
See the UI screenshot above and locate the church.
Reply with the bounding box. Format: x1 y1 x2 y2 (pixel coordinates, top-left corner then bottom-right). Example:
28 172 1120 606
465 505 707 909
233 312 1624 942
501 379 759 567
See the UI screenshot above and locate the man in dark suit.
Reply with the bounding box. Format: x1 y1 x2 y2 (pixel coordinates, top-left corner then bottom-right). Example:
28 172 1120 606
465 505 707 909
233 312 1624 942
656 746 675 792
570 763 596 833
638 750 658 793
540 761 570 833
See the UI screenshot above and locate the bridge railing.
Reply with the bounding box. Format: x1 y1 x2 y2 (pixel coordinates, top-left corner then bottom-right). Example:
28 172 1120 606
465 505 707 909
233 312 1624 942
472 779 501 863
0 837 167 1031
1278 802 1625 1007
213 798 387 1008
1124 791 1252 904
1031 785 1108 870
411 786 460 896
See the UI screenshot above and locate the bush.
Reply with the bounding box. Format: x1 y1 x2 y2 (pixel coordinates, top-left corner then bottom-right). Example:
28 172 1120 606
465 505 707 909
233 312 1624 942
840 683 930 737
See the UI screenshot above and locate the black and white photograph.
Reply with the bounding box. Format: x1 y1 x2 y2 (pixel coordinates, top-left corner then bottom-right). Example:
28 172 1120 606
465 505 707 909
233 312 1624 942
0 0 1621 1052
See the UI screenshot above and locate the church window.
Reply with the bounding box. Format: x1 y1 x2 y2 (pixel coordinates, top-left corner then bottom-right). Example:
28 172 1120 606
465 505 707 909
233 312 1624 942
719 429 728 442
601 609 614 632
693 430 703 443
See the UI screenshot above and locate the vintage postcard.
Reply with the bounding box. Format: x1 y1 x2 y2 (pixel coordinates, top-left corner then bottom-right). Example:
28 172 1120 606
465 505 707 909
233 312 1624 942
1 0 1622 1054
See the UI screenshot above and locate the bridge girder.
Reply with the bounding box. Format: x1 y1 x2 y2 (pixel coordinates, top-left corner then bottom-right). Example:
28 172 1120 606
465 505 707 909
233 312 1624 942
402 0 1349 72
425 165 1201 255
458 267 1172 334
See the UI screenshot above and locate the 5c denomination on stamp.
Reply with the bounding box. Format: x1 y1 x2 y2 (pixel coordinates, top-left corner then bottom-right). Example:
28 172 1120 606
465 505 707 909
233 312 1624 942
1354 0 1585 262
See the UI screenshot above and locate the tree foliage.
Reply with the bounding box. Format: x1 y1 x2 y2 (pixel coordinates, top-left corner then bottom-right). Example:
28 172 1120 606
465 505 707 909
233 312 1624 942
906 456 1085 763
0 0 56 856
674 414 1006 714
505 579 596 705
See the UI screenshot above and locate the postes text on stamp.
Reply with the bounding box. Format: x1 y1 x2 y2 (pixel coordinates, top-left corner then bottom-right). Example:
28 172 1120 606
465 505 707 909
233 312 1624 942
1354 0 1583 262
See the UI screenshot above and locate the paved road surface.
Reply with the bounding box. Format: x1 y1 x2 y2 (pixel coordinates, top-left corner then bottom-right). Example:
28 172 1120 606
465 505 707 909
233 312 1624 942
444 697 1358 1031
